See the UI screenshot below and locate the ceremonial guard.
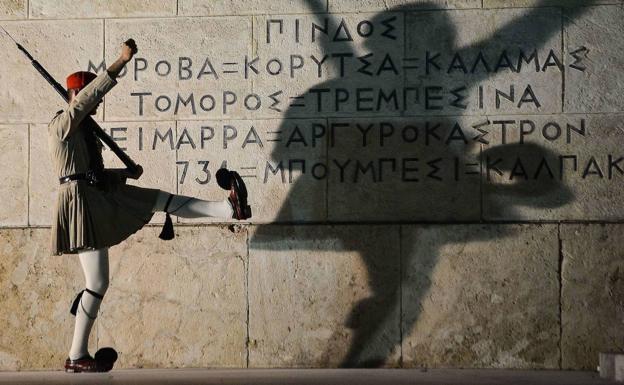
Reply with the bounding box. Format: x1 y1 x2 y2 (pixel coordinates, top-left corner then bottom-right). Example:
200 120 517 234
47 40 251 372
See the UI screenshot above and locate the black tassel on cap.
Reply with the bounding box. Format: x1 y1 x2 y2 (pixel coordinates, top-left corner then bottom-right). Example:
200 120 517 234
159 194 175 240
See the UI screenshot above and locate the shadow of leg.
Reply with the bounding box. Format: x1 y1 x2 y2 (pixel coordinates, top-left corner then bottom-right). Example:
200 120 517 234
340 288 400 368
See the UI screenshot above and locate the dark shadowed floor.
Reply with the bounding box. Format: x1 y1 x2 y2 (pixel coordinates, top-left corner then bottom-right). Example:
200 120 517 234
0 369 617 385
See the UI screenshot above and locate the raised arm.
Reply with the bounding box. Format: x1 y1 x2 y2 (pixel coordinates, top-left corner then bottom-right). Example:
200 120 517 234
107 39 137 79
50 39 137 141
460 1 596 84
303 0 358 73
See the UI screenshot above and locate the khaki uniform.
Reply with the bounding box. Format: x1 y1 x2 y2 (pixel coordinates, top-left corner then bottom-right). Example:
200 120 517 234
48 71 160 256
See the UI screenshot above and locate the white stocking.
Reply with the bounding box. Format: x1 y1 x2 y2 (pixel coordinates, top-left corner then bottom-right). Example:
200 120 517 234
69 248 109 360
152 190 233 218
68 192 231 360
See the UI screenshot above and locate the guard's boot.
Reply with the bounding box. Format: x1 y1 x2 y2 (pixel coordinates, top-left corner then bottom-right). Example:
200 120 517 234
64 354 99 373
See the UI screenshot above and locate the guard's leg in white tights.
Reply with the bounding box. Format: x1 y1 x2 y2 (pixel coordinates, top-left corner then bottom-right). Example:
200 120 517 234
68 248 109 360
152 190 233 218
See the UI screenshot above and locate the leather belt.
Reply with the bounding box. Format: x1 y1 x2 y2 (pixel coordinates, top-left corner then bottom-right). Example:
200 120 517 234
59 171 99 185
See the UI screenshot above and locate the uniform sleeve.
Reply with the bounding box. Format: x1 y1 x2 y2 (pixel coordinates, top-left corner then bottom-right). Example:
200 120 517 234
49 71 117 141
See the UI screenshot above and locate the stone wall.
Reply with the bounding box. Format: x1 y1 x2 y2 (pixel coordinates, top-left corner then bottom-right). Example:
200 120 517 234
0 0 622 370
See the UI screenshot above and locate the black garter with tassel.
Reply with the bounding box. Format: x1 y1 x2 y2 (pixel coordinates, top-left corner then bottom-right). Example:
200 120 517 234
70 288 104 316
159 194 175 240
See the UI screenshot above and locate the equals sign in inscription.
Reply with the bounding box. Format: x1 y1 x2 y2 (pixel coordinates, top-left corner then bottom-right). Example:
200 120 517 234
289 96 306 107
240 166 257 178
266 130 282 142
464 163 480 175
402 57 419 70
222 62 239 74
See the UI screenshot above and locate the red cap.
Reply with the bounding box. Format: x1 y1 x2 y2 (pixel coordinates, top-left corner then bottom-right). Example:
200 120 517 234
66 71 97 91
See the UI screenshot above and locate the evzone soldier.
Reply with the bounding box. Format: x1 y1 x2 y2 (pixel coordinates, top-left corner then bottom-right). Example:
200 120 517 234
50 39 252 372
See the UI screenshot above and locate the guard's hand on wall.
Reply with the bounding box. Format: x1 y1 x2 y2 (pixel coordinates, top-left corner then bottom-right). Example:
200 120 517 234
120 39 138 63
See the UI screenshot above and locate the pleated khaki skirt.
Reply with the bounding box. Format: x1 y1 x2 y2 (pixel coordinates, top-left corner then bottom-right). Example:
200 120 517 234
47 70 162 255
51 179 160 256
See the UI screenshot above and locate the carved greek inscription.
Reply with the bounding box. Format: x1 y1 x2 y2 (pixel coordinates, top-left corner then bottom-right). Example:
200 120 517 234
87 14 602 190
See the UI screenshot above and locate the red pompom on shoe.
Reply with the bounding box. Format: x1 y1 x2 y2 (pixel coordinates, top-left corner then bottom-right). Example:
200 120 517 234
94 347 118 372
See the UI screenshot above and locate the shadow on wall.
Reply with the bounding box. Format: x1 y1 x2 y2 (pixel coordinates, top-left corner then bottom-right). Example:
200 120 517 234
250 0 591 368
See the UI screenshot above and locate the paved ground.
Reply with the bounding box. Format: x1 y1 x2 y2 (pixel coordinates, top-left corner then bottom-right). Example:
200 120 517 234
0 369 618 385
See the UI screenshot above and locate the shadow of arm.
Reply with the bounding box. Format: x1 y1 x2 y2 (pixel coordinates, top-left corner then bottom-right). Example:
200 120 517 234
301 0 358 73
460 0 596 84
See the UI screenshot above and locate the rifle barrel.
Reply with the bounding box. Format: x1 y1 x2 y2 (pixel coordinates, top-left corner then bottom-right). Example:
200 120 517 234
10 38 139 173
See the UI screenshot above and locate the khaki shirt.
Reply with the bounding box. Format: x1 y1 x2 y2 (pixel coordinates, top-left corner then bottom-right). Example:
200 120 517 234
48 71 117 178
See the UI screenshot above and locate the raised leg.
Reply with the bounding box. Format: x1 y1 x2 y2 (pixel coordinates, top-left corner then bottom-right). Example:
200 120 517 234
152 190 234 218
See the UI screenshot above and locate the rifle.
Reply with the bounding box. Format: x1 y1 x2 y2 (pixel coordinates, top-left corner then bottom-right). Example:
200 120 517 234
0 26 142 178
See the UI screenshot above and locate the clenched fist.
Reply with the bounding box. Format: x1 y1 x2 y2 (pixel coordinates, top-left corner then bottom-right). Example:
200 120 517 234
120 39 138 63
